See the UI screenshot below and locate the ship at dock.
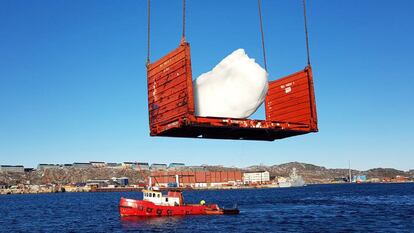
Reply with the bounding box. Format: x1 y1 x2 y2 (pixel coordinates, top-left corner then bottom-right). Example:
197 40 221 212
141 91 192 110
277 168 305 188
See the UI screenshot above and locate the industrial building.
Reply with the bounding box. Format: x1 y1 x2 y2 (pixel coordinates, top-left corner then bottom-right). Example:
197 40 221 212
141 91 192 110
243 171 270 184
150 170 243 188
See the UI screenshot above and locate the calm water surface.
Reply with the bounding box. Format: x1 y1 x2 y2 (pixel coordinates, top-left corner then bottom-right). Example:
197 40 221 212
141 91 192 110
0 183 413 232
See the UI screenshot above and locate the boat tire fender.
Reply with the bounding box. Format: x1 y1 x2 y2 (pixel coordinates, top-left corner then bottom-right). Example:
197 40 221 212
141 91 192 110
167 209 172 216
156 209 162 216
146 208 152 213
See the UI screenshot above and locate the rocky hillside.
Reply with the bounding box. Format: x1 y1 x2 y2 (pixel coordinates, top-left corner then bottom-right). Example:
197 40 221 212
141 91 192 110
1 162 412 186
246 162 412 183
0 168 146 186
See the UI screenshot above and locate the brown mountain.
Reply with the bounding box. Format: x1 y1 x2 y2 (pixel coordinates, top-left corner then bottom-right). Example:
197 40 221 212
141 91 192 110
246 162 412 183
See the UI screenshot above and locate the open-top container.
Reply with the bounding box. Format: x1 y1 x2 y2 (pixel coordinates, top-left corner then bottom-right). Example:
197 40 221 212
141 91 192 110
147 42 318 141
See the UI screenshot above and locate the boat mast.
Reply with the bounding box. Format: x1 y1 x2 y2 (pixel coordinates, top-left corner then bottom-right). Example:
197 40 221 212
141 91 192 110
348 160 352 183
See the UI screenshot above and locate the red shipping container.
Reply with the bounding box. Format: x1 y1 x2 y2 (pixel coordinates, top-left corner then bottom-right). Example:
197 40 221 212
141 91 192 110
235 171 242 181
228 171 235 181
195 171 206 183
221 171 228 182
266 66 317 130
211 172 216 183
189 172 196 184
214 172 220 183
206 171 212 184
146 43 318 141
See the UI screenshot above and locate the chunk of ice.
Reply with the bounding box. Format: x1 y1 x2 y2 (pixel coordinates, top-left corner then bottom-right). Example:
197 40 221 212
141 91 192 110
193 49 268 118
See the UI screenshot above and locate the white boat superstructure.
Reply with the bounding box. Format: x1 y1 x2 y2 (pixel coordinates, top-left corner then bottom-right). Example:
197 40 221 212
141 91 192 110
277 168 305 188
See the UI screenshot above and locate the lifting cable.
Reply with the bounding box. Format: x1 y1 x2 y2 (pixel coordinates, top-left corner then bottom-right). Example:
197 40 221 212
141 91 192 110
302 0 311 65
257 0 268 71
147 0 151 66
182 0 186 42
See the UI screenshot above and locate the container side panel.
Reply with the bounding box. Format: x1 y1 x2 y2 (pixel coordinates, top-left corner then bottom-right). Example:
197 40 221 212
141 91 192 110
147 43 194 135
265 66 318 131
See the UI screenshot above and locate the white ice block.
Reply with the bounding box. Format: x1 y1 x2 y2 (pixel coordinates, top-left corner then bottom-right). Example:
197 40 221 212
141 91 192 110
193 49 268 118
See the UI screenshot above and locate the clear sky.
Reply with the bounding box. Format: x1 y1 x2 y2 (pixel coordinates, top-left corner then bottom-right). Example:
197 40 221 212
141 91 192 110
1 0 413 171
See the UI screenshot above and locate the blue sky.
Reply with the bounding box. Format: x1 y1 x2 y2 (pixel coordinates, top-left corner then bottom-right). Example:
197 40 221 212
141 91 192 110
0 0 413 170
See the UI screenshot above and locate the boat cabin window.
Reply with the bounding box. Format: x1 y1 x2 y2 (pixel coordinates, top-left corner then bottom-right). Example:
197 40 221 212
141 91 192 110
166 198 168 202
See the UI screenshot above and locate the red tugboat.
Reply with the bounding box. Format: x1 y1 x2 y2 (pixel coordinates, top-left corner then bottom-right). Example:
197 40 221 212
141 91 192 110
119 187 239 217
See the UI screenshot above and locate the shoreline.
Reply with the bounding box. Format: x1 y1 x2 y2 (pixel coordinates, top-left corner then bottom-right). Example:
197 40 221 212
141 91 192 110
1 182 413 196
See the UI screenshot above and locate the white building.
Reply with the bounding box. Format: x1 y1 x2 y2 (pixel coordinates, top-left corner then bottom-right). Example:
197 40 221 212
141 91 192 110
90 161 106 168
243 171 270 184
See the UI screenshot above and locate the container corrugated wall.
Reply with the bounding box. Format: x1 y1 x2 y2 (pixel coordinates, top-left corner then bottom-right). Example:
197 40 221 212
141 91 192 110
147 43 194 135
265 66 318 131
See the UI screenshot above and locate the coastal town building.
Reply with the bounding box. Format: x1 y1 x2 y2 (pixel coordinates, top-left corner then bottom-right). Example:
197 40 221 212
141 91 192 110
185 166 205 171
90 161 106 168
107 163 122 168
73 162 92 168
0 182 7 189
115 177 129 186
395 175 409 182
150 163 168 170
136 162 150 170
168 163 185 169
352 175 367 183
37 164 61 170
86 179 110 188
0 165 24 173
122 162 136 169
243 171 270 184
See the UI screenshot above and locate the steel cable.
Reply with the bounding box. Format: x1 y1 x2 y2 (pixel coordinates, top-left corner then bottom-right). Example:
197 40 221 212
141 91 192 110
147 0 151 65
182 0 186 40
302 0 311 65
258 0 268 71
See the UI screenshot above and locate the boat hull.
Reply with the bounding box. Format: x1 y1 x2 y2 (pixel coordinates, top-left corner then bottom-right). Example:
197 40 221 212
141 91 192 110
119 198 238 217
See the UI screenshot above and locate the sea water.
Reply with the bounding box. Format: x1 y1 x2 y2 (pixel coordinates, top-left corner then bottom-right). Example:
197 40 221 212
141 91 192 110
0 183 413 232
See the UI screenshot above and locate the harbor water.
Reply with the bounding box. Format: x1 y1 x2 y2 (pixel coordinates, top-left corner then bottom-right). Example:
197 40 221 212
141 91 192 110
0 183 413 232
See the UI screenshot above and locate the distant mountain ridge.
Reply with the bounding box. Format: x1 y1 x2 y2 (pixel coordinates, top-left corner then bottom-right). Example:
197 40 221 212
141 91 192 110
245 162 411 183
1 162 411 186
